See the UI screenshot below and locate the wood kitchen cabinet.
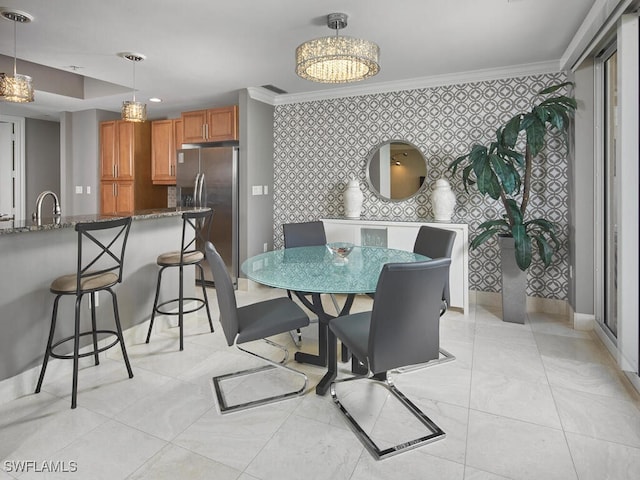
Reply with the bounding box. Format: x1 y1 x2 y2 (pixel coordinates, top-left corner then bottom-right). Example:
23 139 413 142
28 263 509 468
101 181 134 214
181 105 238 143
99 120 167 214
151 118 182 185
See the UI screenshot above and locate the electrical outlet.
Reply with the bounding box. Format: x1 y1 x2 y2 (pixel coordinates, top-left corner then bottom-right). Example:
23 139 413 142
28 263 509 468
263 243 268 252
263 185 269 195
86 186 91 194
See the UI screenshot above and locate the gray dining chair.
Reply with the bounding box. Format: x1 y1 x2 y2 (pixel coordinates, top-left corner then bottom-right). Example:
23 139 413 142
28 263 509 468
205 242 310 413
329 257 451 459
282 221 339 344
413 225 457 315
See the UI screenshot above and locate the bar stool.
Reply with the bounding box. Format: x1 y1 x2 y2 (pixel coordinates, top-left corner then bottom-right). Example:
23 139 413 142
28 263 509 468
145 209 215 350
35 217 134 409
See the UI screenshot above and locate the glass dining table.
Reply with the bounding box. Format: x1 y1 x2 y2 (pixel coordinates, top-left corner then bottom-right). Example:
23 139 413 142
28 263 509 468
241 245 429 395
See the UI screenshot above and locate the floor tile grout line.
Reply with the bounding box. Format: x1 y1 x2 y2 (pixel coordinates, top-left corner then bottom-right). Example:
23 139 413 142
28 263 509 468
535 314 582 480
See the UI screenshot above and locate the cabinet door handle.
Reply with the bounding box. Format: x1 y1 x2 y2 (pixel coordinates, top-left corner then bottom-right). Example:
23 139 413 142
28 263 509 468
202 124 206 140
113 164 116 177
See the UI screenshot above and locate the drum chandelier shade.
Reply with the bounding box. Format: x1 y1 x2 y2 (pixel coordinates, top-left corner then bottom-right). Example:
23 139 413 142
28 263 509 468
0 8 35 103
296 13 379 84
119 52 147 122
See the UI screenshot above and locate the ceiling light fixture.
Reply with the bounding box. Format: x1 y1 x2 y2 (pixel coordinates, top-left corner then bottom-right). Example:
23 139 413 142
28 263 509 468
0 8 34 103
295 12 379 84
119 52 147 122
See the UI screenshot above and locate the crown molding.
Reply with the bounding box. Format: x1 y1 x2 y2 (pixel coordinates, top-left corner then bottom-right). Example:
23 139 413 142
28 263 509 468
246 86 278 105
270 60 561 106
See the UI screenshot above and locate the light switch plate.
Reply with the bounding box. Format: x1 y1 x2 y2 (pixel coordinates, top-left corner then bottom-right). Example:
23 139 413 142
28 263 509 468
75 186 83 194
252 185 263 195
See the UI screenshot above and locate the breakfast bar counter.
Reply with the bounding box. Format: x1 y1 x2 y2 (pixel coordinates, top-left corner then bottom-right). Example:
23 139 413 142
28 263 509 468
0 208 203 396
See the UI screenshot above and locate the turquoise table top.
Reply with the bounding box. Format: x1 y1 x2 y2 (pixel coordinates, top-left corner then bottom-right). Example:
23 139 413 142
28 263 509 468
241 245 429 294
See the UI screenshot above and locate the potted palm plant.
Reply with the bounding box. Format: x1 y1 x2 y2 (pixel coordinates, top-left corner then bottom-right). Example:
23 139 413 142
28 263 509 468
449 82 577 323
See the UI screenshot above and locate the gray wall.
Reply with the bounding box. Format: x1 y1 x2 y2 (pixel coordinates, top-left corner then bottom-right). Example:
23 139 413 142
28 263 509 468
60 109 119 215
239 90 275 264
273 72 571 300
568 62 596 315
25 118 60 214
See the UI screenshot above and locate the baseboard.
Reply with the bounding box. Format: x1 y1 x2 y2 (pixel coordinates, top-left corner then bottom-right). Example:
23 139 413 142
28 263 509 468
472 290 569 316
0 302 197 406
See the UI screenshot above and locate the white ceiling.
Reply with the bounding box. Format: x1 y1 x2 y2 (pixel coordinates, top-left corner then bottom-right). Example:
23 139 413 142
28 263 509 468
0 0 598 121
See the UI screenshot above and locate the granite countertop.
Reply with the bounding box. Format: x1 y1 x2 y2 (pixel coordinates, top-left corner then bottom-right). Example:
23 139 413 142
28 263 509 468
0 207 207 235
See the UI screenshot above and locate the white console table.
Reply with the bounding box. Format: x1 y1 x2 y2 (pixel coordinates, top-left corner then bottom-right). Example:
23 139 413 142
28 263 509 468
322 218 469 313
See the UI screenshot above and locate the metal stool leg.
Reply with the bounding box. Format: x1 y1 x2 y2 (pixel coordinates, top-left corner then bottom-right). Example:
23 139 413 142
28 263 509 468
90 292 100 365
109 288 134 379
178 264 184 351
35 295 62 394
71 294 83 409
145 266 165 344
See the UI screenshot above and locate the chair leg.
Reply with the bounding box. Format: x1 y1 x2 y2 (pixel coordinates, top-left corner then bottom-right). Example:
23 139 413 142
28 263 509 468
178 264 184 351
109 288 134 379
71 294 83 409
35 295 62 394
197 263 214 333
90 292 100 365
146 267 164 344
330 371 445 459
213 340 308 414
392 348 456 374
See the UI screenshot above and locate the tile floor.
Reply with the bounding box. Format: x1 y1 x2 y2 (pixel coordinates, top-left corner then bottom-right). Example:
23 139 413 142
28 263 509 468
2 286 640 480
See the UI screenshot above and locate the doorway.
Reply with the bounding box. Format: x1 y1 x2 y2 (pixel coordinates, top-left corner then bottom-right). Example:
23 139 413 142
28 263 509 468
0 115 25 221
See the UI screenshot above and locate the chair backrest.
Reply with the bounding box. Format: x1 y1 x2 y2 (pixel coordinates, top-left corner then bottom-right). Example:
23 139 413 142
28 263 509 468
205 241 239 346
181 208 214 261
367 257 451 374
75 216 132 291
413 226 456 305
283 221 327 248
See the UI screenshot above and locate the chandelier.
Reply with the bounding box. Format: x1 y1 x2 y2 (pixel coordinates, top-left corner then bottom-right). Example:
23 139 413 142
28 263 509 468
0 8 34 103
119 52 147 122
296 13 379 84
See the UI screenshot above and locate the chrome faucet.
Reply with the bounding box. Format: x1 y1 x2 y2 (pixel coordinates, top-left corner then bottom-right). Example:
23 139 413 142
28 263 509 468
33 190 61 222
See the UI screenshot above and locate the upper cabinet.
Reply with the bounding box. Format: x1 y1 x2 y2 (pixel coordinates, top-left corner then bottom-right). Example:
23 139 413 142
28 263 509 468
100 121 145 182
181 105 238 143
151 118 182 185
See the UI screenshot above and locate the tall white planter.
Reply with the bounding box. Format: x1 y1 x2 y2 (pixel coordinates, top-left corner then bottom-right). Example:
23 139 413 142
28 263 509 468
431 178 456 221
344 178 363 218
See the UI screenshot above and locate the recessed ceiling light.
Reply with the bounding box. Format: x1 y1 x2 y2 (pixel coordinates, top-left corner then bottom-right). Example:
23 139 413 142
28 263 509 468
149 97 162 103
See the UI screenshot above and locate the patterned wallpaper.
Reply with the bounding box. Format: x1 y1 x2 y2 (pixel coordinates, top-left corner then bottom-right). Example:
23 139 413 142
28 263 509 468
273 72 569 299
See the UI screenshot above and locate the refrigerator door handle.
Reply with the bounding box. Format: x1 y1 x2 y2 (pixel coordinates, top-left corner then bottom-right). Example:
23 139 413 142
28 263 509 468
197 172 206 207
193 173 202 207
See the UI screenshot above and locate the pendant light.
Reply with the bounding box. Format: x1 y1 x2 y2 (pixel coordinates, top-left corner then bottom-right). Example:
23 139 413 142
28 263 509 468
119 52 147 122
296 13 379 84
0 8 34 103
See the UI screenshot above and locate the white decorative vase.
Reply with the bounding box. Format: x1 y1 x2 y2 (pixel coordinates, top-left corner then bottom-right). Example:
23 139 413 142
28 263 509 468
344 178 364 218
431 178 456 221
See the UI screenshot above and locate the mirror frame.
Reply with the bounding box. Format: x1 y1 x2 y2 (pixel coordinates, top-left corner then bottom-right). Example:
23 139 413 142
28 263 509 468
365 139 427 202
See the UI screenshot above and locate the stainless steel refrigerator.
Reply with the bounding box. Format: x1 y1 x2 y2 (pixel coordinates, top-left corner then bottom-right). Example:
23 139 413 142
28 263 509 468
176 144 238 286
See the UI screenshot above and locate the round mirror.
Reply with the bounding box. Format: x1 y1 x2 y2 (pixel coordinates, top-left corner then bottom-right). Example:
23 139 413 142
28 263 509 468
365 140 427 201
